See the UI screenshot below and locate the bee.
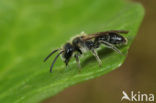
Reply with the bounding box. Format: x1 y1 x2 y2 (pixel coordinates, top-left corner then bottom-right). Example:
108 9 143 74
44 30 128 72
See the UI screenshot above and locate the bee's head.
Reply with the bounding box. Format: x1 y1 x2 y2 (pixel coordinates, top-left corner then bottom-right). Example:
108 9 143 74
62 43 75 66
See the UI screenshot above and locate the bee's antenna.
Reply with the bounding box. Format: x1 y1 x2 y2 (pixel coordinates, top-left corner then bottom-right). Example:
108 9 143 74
44 49 59 62
50 51 64 73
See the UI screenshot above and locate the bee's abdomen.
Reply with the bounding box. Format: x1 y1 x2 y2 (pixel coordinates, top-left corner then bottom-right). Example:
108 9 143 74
108 33 126 44
94 35 107 47
94 33 127 45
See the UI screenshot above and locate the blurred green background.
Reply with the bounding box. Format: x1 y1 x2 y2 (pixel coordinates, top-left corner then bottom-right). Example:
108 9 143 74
43 0 156 103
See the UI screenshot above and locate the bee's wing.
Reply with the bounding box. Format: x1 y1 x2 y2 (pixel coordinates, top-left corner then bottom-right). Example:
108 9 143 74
82 30 129 41
82 34 98 41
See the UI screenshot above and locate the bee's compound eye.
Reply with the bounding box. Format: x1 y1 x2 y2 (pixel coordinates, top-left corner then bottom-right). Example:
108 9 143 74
69 48 73 51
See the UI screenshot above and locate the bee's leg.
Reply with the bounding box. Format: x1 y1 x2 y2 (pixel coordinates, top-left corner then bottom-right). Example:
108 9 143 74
84 40 102 66
64 58 70 70
74 54 81 69
91 49 102 66
100 41 124 55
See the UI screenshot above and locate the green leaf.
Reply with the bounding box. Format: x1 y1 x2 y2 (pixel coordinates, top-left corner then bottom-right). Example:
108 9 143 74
0 0 144 103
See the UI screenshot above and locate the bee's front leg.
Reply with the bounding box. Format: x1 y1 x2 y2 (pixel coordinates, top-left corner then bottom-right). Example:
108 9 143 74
74 54 81 69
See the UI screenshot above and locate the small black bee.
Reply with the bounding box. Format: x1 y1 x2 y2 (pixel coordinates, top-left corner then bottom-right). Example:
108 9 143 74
44 30 128 72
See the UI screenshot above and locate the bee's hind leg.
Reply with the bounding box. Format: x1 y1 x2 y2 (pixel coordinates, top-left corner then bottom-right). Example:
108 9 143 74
91 49 102 67
100 41 124 55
